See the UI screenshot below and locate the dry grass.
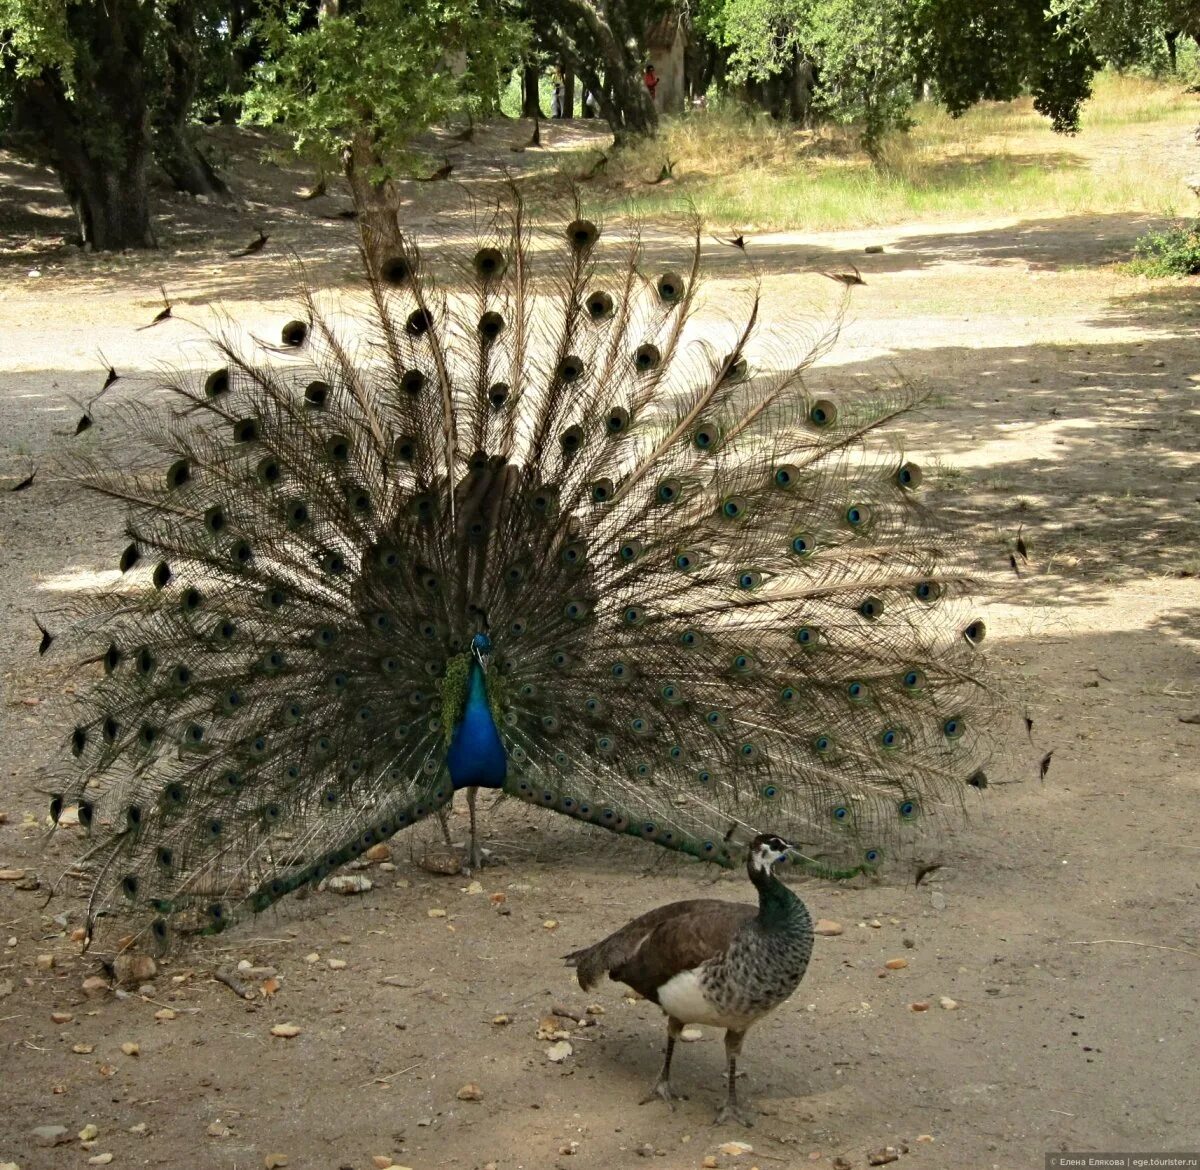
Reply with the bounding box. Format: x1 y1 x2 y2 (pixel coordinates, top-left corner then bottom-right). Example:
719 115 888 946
551 72 1200 232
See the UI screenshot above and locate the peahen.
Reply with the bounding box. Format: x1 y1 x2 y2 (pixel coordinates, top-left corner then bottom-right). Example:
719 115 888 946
48 192 992 951
565 832 813 1125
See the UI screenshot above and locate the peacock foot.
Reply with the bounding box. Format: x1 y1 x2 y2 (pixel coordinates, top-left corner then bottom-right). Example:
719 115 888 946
713 1100 756 1128
639 1079 685 1109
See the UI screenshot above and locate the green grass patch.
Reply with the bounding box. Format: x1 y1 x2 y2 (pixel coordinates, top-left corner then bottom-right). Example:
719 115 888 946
1125 220 1200 275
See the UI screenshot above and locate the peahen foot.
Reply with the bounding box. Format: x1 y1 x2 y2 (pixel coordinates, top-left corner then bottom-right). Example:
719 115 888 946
639 1078 686 1109
713 1099 756 1128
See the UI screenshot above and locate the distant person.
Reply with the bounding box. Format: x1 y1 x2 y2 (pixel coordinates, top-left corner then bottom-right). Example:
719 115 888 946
582 89 600 119
551 67 566 118
643 63 658 104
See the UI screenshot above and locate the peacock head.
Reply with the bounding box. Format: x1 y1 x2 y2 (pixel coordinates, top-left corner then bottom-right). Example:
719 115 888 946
748 833 793 873
471 632 493 663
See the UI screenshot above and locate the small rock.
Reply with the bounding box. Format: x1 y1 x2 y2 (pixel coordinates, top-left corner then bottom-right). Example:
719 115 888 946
884 958 908 970
121 1042 140 1056
87 1155 114 1166
0 869 26 881
270 1022 302 1038
635 1144 655 1157
868 1147 903 1166
864 244 884 254
939 996 958 1010
427 908 447 918
264 1155 289 1169
456 1082 484 1101
327 874 372 895
909 1001 930 1012
489 892 507 905
832 1159 853 1170
79 1124 100 1141
206 1121 232 1138
364 843 391 862
50 1011 74 1024
814 919 843 936
719 1141 754 1155
703 1159 719 1169
114 954 157 986
31 1125 71 1147
680 1026 703 1042
153 1008 176 1021
585 1003 604 1015
73 1043 95 1054
82 976 109 997
419 845 464 875
129 1123 148 1136
868 919 882 928
543 919 559 930
304 952 320 963
372 1158 393 1169
546 1040 573 1062
491 1013 511 1026
559 1141 580 1155
1152 358 1165 368
930 892 947 911
327 958 347 970
465 880 484 895
35 954 55 971
916 1134 934 1142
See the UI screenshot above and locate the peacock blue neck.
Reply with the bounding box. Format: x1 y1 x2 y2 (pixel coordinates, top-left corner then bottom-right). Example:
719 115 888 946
445 659 507 790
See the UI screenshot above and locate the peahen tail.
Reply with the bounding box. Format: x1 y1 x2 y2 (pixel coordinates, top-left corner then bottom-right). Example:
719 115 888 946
48 190 992 950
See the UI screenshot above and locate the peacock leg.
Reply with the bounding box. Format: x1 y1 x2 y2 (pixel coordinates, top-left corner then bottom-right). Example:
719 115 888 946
714 1028 755 1127
640 1016 686 1108
436 805 454 848
467 787 482 871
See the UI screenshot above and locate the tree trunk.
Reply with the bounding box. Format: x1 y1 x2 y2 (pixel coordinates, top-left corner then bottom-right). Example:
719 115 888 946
15 0 157 250
561 68 575 117
522 64 544 117
343 127 405 266
155 0 232 200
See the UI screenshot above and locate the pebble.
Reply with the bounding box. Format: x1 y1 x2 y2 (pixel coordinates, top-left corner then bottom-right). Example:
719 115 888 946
680 1026 703 1042
427 908 447 919
865 244 884 253
909 1001 930 1012
264 1155 289 1169
35 954 55 971
832 1159 852 1170
491 1014 511 1026
154 1008 176 1021
488 892 507 905
464 881 484 895
0 868 26 881
129 1124 147 1136
559 1141 579 1155
543 919 559 930
814 919 843 936
916 1134 934 1142
87 1155 114 1166
545 1040 573 1062
372 1159 394 1169
456 1082 484 1101
930 892 947 911
586 1003 604 1015
703 1159 719 1169
304 952 320 963
939 996 959 1010
206 1121 232 1138
270 1022 302 1038
327 959 347 970
868 919 882 929
364 843 391 862
82 976 109 997
884 958 908 970
1153 358 1165 367
113 954 156 986
31 1125 70 1147
73 1043 95 1054
50 1011 73 1024
868 1146 905 1165
719 1140 754 1155
327 874 372 895
79 1124 100 1141
121 1042 140 1056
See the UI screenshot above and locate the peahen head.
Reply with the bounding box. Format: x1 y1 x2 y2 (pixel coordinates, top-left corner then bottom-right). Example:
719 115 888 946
748 833 793 873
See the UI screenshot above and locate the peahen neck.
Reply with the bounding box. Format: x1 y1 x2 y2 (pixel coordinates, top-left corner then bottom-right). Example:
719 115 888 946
750 860 805 932
445 659 507 790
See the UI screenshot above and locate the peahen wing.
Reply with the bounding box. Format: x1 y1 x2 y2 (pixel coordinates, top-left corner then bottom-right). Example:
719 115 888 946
49 190 992 950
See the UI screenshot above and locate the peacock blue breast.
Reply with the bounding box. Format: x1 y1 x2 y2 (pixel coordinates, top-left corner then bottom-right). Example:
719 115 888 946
445 660 507 789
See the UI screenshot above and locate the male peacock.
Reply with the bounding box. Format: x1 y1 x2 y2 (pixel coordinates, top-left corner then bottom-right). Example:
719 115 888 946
48 192 991 951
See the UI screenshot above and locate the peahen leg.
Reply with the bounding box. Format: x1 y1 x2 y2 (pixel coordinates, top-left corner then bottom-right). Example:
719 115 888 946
436 805 454 848
640 1016 686 1108
714 1029 755 1127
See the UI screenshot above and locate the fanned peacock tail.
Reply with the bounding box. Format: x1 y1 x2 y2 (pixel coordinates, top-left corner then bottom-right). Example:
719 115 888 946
48 191 993 950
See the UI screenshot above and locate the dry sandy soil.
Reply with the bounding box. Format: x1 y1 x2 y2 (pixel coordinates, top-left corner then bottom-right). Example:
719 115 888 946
0 118 1198 1170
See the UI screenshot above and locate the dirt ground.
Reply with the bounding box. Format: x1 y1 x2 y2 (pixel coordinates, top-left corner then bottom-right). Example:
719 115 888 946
1 118 1198 1170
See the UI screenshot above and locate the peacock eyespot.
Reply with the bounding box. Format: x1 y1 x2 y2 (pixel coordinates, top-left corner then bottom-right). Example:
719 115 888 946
586 291 614 321
233 417 260 443
205 368 230 398
229 539 253 566
679 629 700 647
406 308 434 337
556 357 584 384
704 708 725 727
737 570 762 590
410 495 435 522
152 562 172 590
660 683 680 702
559 425 583 454
257 456 282 485
401 368 427 395
380 255 413 285
795 625 820 648
551 650 569 668
321 550 347 575
566 219 599 250
968 770 988 789
859 596 884 620
721 496 747 520
488 382 509 408
478 312 505 342
606 406 630 434
325 434 351 462
204 506 227 535
564 599 589 621
119 543 140 572
692 423 719 450
809 399 837 427
304 380 329 409
863 848 881 866
897 461 922 489
634 344 660 372
656 477 681 504
166 459 191 490
596 735 615 753
780 684 799 704
591 478 614 503
181 587 203 611
394 436 417 462
104 644 122 672
881 728 903 750
618 539 643 563
761 784 778 799
695 768 712 784
900 668 925 690
281 320 308 347
674 551 695 571
657 272 684 303
831 804 849 821
898 799 917 818
846 681 867 701
942 716 965 740
623 606 644 626
813 735 833 754
845 503 871 528
774 464 798 488
122 874 139 899
963 619 987 645
721 355 748 383
70 726 87 757
473 247 506 280
561 541 586 566
739 742 759 760
610 661 628 679
286 500 309 528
